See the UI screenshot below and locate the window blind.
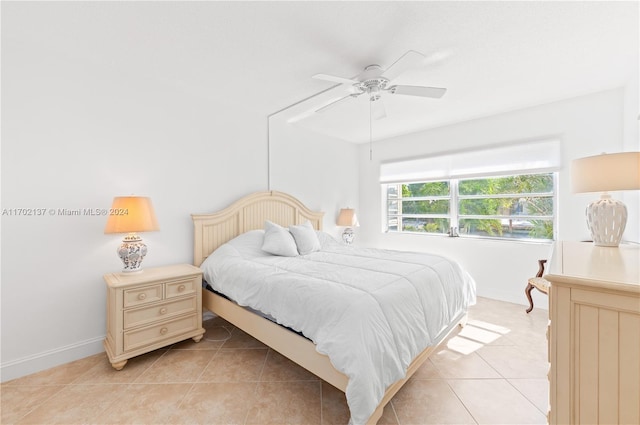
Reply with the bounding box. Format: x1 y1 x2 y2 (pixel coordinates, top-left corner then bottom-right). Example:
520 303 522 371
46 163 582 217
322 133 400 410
380 138 562 184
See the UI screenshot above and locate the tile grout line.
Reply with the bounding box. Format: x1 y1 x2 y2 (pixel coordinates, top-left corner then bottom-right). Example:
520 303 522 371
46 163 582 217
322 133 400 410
473 332 550 417
131 346 173 384
5 383 68 424
188 344 221 384
13 351 147 425
242 346 271 425
442 378 480 425
389 398 401 425
173 343 223 416
504 377 550 417
319 380 324 425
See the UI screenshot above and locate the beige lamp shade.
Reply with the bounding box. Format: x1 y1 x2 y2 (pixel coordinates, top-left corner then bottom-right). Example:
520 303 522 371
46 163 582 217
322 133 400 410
104 196 159 234
571 152 640 247
337 208 359 227
571 152 640 193
337 208 359 245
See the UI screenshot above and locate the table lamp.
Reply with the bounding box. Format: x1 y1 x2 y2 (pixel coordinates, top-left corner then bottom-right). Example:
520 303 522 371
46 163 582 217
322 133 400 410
104 196 159 272
571 152 640 247
337 208 359 244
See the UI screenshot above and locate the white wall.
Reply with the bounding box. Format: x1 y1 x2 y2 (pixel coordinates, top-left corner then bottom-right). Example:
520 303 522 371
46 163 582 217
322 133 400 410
269 119 360 238
622 59 640 242
0 28 262 381
358 88 635 307
0 7 356 382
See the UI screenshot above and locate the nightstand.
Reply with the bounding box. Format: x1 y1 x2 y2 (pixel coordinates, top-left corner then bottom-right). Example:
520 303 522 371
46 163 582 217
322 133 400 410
103 263 205 370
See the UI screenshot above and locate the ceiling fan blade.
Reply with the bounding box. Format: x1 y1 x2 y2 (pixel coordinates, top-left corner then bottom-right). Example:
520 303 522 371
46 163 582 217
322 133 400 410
315 93 355 113
388 85 447 98
312 73 358 85
371 99 386 120
381 50 426 81
422 50 453 67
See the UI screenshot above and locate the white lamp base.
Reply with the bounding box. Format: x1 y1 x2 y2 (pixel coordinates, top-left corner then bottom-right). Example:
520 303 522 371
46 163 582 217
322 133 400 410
342 227 354 244
117 233 148 272
585 194 627 247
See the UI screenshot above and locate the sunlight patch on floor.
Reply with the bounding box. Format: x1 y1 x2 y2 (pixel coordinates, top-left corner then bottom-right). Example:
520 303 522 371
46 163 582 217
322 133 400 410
446 321 511 355
467 319 511 335
446 334 485 355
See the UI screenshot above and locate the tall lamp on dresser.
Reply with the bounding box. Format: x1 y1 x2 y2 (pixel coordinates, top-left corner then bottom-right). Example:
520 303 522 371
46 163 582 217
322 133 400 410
545 152 640 424
571 151 640 246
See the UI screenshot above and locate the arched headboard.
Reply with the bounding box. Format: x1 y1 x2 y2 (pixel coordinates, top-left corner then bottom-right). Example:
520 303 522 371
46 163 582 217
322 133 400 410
191 191 324 266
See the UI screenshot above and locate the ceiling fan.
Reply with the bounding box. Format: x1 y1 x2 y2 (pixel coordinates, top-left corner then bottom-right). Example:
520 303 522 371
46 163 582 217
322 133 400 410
312 50 447 120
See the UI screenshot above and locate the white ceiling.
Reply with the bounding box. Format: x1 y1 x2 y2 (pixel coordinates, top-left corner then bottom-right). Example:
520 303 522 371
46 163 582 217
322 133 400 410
9 1 638 143
274 1 639 143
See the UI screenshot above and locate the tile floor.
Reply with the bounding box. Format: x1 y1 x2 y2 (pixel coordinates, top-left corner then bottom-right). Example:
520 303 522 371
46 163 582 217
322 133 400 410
1 297 549 424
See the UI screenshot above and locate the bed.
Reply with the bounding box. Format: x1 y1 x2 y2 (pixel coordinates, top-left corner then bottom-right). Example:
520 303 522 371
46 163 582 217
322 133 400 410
192 191 476 425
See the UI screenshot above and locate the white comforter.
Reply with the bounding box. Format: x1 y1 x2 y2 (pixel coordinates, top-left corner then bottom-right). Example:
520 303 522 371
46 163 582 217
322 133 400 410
201 231 476 425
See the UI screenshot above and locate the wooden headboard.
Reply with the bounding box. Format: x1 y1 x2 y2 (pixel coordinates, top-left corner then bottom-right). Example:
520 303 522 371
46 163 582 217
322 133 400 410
191 191 324 266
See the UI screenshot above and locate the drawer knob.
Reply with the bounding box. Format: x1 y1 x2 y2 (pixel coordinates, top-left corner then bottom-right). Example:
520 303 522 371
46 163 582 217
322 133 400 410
159 307 167 315
160 327 168 335
178 284 186 292
138 293 147 300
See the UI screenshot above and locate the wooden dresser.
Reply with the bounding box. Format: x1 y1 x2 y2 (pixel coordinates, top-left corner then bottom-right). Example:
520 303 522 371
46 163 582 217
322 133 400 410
546 241 640 424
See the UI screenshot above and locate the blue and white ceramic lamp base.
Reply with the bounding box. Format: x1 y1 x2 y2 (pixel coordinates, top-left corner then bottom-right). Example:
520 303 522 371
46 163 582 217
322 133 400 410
117 233 148 272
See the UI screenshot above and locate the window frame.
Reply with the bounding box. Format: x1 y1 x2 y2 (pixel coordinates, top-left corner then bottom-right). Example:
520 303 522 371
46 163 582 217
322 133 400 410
384 172 557 242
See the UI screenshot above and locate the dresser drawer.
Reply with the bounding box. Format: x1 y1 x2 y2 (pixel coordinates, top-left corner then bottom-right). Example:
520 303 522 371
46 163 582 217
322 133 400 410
123 296 197 329
165 277 197 299
123 314 199 352
123 284 163 308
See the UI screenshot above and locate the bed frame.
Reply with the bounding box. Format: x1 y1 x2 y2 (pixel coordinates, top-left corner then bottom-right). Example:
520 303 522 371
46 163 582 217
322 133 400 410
192 191 466 424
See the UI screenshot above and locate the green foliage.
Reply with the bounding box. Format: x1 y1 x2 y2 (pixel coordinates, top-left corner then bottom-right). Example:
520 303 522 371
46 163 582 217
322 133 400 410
401 218 449 234
424 222 443 233
403 182 449 197
458 174 553 195
529 220 554 239
401 182 450 215
459 218 503 236
402 200 449 214
397 174 555 240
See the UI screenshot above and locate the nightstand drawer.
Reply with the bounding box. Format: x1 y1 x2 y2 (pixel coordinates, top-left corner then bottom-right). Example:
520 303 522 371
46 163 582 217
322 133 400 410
123 284 163 308
123 297 197 329
165 278 197 299
123 314 198 352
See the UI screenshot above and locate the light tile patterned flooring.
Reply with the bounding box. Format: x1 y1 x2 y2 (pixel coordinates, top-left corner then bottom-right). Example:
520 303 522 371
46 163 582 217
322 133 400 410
1 297 549 424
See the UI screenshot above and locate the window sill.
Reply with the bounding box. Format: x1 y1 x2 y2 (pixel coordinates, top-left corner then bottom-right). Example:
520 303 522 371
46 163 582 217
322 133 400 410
385 231 554 245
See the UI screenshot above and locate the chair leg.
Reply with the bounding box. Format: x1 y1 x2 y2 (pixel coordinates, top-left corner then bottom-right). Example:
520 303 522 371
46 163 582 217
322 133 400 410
525 283 535 314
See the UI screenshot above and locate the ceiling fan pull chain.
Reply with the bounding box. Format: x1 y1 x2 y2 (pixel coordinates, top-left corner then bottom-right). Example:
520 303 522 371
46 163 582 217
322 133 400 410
369 100 373 161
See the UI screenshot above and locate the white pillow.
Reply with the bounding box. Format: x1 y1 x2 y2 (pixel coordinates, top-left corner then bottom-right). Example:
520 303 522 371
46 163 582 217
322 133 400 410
289 221 321 255
262 221 298 257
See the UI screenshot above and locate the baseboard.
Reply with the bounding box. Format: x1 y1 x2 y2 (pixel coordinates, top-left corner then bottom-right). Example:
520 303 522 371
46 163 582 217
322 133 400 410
1 336 105 383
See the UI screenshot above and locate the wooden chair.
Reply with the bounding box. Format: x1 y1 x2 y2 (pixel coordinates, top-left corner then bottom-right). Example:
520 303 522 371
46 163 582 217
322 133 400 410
525 259 550 313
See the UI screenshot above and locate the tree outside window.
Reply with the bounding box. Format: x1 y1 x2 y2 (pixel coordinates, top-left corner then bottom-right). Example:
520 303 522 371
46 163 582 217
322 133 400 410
386 173 555 241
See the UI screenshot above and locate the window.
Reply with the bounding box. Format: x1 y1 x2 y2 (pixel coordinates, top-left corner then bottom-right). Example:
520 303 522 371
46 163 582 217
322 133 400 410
387 181 451 234
386 172 556 241
381 139 561 241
